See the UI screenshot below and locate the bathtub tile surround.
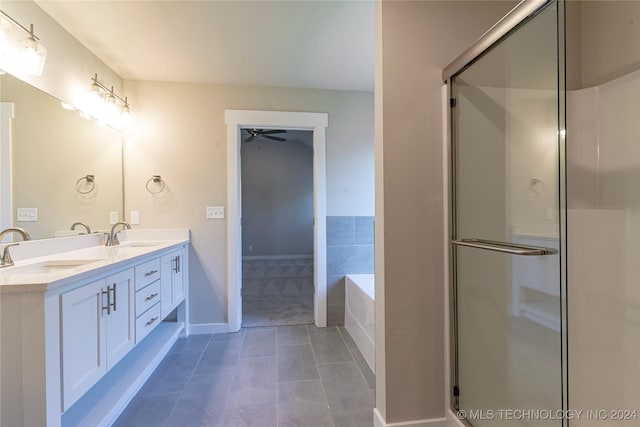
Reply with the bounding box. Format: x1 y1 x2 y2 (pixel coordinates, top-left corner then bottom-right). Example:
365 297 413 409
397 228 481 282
326 216 374 326
242 258 314 327
114 326 374 427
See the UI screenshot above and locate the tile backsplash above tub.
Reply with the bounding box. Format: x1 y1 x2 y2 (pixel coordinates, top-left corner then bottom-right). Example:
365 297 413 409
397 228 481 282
326 216 374 326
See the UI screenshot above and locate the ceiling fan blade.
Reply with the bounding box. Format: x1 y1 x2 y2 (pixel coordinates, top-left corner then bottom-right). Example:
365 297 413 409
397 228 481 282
261 130 286 135
264 135 287 142
244 136 256 143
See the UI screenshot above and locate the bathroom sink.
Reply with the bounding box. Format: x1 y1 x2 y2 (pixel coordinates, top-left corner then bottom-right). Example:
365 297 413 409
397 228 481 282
5 259 104 275
119 241 166 248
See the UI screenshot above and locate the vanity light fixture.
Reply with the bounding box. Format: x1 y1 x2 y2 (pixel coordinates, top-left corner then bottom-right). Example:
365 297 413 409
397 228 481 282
0 10 46 76
78 74 132 130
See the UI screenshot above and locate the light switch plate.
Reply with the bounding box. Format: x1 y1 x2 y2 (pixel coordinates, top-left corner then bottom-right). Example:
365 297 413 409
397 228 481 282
207 206 224 219
130 211 140 225
17 208 37 222
109 211 119 225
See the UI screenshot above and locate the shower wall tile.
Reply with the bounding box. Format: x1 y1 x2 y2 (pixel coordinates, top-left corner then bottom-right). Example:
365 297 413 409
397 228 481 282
325 216 374 326
355 217 374 245
327 246 374 276
327 216 355 246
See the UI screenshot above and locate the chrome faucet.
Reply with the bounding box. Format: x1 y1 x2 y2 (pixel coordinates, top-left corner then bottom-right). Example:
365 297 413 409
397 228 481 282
70 222 92 234
106 222 131 247
0 227 31 268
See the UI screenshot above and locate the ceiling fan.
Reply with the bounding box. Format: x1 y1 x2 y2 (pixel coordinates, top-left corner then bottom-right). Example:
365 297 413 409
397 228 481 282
242 128 287 143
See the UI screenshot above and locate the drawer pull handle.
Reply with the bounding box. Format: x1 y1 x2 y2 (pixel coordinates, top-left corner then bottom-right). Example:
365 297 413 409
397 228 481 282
144 269 158 277
101 287 111 315
145 316 159 327
145 293 159 301
111 283 117 312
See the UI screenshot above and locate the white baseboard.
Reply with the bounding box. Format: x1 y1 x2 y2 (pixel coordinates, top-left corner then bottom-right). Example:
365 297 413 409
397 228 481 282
242 254 313 261
188 323 229 335
374 408 447 427
446 409 466 427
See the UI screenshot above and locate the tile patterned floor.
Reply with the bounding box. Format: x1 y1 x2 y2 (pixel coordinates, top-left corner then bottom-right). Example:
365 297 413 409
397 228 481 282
242 259 315 327
113 325 375 427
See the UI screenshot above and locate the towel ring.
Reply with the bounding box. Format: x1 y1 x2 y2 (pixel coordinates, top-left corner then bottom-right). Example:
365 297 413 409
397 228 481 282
530 178 544 194
76 175 96 194
146 175 165 194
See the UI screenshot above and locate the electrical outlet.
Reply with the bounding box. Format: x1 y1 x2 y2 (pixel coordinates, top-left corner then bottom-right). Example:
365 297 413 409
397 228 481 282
206 206 224 219
130 211 140 225
16 208 37 222
110 211 119 224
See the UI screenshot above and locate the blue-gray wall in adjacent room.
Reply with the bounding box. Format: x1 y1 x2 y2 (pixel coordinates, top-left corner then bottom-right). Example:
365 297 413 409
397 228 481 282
326 215 374 326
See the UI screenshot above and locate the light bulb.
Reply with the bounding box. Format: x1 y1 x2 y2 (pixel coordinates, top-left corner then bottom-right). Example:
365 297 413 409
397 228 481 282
20 27 46 76
121 103 132 128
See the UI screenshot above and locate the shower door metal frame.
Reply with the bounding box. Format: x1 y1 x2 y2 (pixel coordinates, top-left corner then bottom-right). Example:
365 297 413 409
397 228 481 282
442 0 568 424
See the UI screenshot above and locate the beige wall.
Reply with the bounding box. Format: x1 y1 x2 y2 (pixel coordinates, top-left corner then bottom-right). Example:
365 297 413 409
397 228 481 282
376 1 517 423
580 0 640 88
123 80 373 325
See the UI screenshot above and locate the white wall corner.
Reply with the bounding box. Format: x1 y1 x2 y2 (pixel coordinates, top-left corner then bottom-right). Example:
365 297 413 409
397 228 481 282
187 323 229 335
374 408 447 427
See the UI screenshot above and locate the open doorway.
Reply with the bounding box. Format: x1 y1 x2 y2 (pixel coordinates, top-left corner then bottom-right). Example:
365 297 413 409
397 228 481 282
225 110 328 332
240 129 314 327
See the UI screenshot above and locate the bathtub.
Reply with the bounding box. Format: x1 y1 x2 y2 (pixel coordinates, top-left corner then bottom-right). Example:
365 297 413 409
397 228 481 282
345 274 375 373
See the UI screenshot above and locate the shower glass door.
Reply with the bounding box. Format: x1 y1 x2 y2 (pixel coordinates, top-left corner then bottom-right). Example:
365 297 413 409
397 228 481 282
450 2 566 426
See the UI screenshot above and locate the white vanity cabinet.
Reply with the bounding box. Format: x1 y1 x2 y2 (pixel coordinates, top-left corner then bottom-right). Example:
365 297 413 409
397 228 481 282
0 234 190 427
160 248 185 317
61 269 135 411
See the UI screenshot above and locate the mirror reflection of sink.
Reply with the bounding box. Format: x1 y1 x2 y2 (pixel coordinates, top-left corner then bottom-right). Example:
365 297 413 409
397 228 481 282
5 259 104 275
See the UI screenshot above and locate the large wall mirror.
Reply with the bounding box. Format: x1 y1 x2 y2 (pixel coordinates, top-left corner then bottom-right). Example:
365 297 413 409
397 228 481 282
0 72 123 240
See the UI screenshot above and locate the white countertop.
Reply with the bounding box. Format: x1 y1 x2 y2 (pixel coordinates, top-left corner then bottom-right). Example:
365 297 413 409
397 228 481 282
0 230 189 294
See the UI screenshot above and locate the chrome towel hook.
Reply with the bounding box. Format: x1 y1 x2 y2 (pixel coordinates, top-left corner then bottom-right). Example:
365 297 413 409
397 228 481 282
146 175 165 194
76 174 95 194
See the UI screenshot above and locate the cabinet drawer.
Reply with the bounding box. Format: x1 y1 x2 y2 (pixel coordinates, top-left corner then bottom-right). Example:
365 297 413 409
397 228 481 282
135 258 160 290
135 280 161 317
135 302 161 344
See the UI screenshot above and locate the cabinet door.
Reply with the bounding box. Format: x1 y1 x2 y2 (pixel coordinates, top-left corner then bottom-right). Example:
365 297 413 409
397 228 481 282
61 279 107 411
160 253 173 317
172 250 185 304
105 269 135 369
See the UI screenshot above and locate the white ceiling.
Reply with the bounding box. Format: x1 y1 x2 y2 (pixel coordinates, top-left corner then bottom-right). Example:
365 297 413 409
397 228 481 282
35 0 375 92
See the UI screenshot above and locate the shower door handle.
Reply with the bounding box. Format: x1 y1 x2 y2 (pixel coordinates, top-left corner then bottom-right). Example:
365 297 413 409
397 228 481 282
451 238 557 256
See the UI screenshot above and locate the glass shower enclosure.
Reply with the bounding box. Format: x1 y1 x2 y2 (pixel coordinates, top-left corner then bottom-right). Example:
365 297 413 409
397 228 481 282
444 1 567 425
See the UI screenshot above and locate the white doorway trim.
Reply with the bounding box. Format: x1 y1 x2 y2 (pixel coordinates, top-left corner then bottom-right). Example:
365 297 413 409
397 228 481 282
0 103 14 231
225 110 328 332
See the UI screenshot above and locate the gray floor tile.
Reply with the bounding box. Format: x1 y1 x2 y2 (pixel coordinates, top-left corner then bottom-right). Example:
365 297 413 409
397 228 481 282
222 401 277 427
165 373 233 427
350 348 375 390
333 410 374 427
169 334 211 354
139 351 201 395
194 338 242 376
337 327 358 350
226 357 277 409
277 344 319 382
277 325 310 346
319 363 374 416
240 328 276 359
309 329 353 364
278 381 333 427
112 392 180 427
307 325 338 334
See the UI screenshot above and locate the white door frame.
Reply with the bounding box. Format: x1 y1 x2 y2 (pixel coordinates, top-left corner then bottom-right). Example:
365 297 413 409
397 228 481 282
0 103 14 231
225 110 328 332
